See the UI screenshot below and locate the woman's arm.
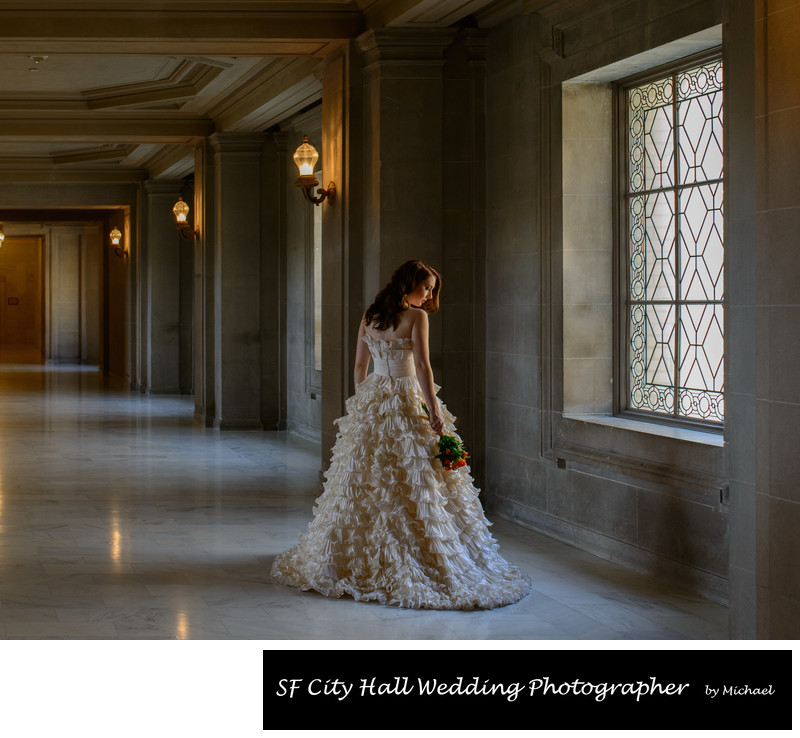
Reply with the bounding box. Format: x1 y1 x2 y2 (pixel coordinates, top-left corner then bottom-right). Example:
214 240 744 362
410 309 443 434
353 318 370 387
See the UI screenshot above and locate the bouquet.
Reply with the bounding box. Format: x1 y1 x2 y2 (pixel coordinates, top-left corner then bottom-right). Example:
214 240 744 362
435 434 469 470
422 403 469 470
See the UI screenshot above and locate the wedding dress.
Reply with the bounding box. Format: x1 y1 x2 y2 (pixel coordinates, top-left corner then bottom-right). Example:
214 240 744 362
271 334 531 610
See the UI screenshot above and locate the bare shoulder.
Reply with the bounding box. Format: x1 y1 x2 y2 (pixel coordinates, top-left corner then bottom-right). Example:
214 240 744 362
409 307 429 336
412 307 429 325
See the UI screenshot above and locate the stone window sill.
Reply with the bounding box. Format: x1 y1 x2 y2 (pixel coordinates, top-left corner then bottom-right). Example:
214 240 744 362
563 413 724 447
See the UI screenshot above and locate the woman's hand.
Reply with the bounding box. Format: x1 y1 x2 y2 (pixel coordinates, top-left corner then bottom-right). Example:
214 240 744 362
353 319 370 387
429 410 444 434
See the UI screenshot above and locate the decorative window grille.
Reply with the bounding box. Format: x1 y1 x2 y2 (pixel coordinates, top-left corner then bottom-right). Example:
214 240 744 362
622 54 724 425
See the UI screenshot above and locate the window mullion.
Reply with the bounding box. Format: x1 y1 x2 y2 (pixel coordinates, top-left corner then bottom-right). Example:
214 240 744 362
672 72 681 418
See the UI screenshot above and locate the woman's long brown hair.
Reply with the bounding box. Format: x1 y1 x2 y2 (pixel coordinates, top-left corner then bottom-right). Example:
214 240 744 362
364 260 441 331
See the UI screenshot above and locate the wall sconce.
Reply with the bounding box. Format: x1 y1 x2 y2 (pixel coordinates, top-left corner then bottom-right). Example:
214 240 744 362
293 136 335 206
0 227 4 248
110 227 126 258
173 196 200 239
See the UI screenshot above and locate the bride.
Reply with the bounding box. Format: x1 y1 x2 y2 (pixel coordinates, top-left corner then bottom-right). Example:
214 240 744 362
271 260 530 610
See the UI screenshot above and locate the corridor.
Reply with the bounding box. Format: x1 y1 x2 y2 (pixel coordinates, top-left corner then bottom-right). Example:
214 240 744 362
0 356 727 640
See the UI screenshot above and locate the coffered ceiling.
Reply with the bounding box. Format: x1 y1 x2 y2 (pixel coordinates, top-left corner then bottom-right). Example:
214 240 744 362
0 0 502 182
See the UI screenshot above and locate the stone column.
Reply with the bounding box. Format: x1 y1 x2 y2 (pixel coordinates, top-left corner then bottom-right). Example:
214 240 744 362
322 28 476 468
210 132 266 429
144 179 183 393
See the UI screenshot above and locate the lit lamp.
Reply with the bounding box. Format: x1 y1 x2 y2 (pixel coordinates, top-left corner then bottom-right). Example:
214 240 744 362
173 196 200 239
293 136 335 206
0 227 4 248
110 227 125 258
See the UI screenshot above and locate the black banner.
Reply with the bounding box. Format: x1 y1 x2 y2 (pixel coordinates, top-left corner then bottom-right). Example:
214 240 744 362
263 649 791 731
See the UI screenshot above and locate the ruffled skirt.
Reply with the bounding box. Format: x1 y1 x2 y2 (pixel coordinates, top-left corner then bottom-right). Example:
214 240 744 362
271 373 531 610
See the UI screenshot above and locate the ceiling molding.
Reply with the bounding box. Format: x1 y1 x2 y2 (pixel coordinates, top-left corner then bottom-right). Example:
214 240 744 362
0 0 503 182
0 167 148 183
473 0 523 27
50 144 137 164
0 9 366 53
282 103 322 134
210 57 322 131
0 98 90 111
0 115 215 143
384 0 496 26
0 1 362 9
363 0 496 27
0 39 337 55
233 75 322 131
81 60 224 110
140 144 195 180
176 56 236 69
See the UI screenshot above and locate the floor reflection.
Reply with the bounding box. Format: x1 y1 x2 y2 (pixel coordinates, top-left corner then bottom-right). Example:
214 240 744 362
0 355 728 639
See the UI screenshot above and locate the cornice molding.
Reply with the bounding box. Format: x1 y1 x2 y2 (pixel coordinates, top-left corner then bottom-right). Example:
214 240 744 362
209 130 268 154
144 178 185 195
356 27 458 65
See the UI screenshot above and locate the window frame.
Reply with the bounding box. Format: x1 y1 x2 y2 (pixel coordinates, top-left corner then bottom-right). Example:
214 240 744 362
613 46 725 433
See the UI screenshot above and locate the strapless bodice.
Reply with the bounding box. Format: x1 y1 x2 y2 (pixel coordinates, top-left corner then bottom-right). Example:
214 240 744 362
363 334 415 378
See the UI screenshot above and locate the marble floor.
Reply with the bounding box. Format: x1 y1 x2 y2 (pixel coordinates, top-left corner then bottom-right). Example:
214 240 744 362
0 348 728 640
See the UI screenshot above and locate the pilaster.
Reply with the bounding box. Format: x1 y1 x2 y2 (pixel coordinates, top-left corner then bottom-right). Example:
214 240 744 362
357 27 456 287
355 27 488 478
143 179 183 394
320 42 365 467
210 131 267 429
261 130 288 430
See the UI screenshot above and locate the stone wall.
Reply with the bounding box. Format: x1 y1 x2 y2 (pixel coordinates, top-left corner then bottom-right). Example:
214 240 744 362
750 0 800 637
484 1 731 603
283 0 799 636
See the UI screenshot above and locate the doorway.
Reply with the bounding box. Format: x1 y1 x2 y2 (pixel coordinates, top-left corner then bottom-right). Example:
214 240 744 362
0 235 43 363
